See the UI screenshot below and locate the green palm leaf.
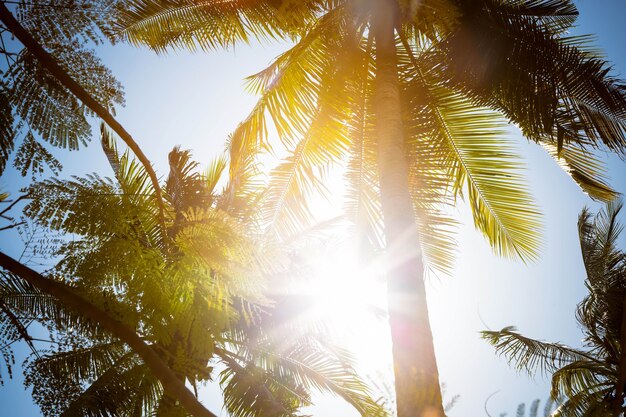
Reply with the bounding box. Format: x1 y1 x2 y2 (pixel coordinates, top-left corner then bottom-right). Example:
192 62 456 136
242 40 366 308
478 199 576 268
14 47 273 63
412 79 541 260
116 0 322 52
550 360 613 401
482 326 597 376
543 143 617 202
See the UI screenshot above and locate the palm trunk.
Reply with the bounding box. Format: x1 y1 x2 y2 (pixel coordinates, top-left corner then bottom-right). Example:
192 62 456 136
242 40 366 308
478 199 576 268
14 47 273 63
372 2 445 417
612 294 626 416
0 251 217 417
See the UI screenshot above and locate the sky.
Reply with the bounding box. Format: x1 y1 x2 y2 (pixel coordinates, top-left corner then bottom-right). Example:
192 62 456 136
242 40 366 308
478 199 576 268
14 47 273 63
1 1 626 416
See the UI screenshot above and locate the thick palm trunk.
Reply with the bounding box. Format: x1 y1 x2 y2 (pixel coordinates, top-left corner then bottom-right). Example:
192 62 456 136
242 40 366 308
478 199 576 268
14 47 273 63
0 251 217 417
373 3 445 417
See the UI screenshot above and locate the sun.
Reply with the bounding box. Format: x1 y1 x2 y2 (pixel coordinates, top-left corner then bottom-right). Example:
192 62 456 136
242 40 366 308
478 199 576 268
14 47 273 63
289 244 394 374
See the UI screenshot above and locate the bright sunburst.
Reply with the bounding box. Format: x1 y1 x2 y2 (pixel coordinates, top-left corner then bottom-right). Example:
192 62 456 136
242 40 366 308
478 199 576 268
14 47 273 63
289 243 394 374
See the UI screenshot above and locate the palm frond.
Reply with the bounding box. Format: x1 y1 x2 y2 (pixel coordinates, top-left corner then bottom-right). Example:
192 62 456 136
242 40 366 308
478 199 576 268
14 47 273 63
220 339 387 417
413 81 541 260
441 0 626 154
0 271 105 339
233 6 354 154
204 154 227 197
401 35 542 261
491 0 579 34
100 123 121 179
343 33 385 252
221 133 264 220
260 138 330 241
219 351 309 417
577 200 624 281
253 11 370 241
57 352 139 417
550 360 613 402
29 341 128 384
125 364 163 417
344 108 384 251
26 346 142 417
115 0 323 52
482 327 597 376
551 385 612 417
543 143 617 202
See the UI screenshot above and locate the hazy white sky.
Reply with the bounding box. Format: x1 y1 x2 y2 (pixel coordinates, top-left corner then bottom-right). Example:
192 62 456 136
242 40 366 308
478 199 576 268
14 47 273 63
1 1 626 416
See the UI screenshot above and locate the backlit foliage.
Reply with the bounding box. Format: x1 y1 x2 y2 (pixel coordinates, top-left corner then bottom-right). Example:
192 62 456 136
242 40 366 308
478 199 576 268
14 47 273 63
117 0 626 271
484 202 626 417
0 126 384 417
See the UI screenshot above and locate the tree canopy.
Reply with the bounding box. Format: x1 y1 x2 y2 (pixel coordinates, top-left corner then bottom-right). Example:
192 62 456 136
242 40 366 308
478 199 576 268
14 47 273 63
114 1 626 416
1 1 626 417
484 202 626 417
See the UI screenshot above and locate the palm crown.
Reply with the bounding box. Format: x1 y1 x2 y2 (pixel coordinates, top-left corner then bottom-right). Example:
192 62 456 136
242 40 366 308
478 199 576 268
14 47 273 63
484 202 626 417
117 0 624 261
115 1 626 416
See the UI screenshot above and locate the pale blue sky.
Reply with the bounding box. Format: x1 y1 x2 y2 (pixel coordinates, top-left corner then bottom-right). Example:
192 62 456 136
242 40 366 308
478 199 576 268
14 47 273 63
1 1 626 416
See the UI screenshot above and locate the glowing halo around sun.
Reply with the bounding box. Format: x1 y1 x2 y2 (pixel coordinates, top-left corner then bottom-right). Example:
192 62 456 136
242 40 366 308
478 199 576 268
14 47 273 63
285 244 395 376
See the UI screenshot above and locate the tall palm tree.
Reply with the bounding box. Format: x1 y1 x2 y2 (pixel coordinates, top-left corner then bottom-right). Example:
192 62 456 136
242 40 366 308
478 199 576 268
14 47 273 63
117 1 626 416
484 202 626 417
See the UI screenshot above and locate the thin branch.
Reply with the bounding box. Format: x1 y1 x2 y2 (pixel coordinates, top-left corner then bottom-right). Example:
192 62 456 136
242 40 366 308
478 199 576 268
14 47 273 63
0 338 18 350
0 2 168 245
0 221 26 232
0 195 29 217
0 300 40 358
0 251 217 417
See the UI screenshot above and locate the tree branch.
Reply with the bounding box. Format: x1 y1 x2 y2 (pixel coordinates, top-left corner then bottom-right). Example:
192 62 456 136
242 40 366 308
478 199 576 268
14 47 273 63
0 221 26 232
0 251 217 417
0 2 168 244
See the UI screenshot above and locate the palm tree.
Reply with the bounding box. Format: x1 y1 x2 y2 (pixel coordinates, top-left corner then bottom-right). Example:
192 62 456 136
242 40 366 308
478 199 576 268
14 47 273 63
0 5 381 414
116 1 626 416
484 202 626 417
1 126 384 417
